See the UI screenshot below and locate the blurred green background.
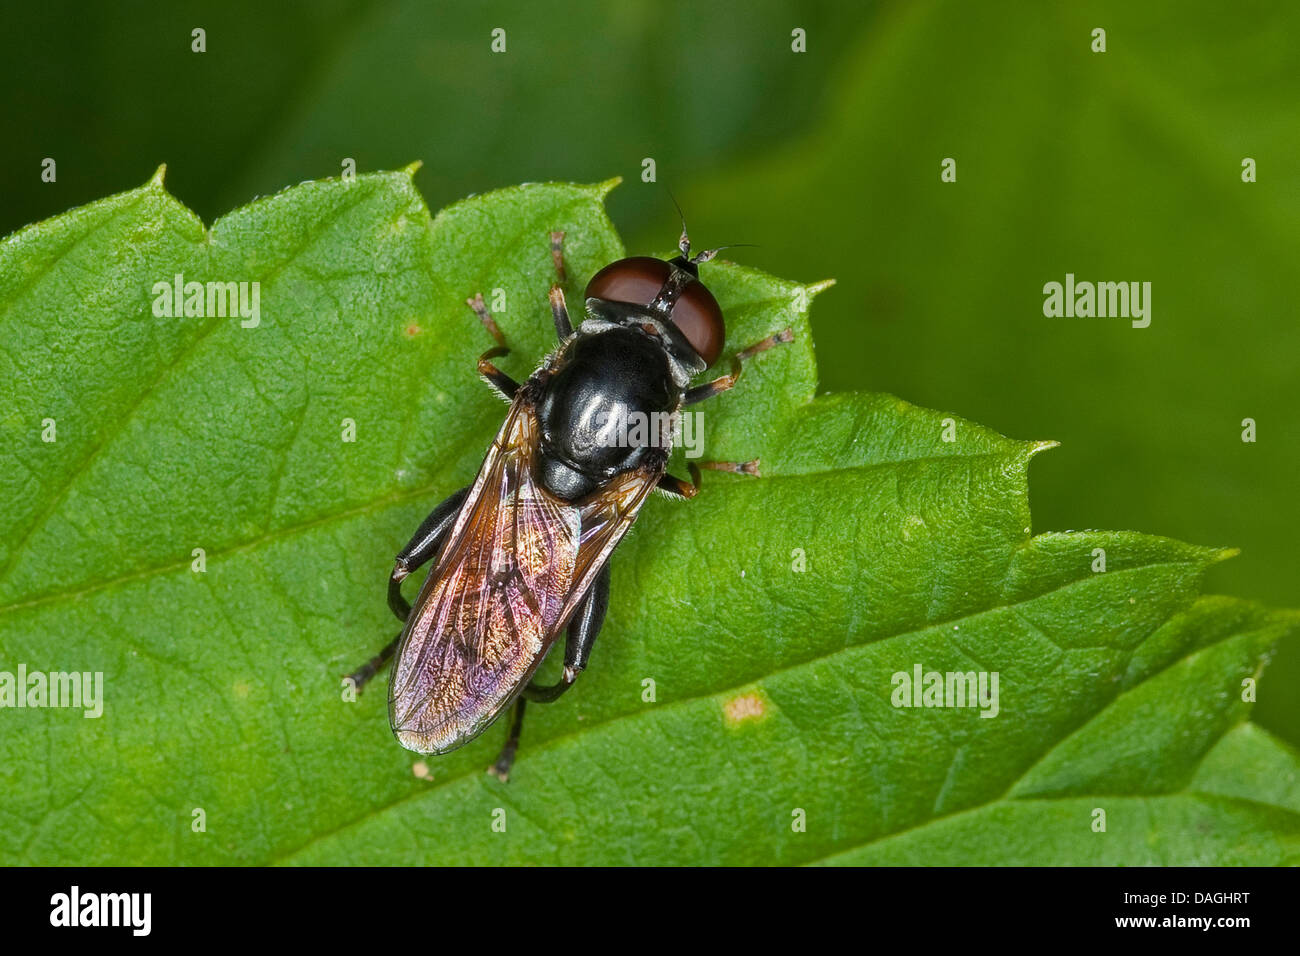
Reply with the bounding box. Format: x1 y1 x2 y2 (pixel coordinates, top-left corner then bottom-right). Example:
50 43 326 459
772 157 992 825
4 0 1295 741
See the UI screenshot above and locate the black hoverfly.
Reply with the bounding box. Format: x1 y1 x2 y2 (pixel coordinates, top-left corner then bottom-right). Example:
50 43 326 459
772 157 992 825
347 225 791 780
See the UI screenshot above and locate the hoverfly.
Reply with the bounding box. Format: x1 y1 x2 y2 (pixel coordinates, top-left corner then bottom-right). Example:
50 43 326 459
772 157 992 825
347 225 792 780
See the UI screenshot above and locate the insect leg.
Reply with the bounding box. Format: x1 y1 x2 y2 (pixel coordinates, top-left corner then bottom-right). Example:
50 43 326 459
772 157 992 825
346 485 471 692
477 346 520 400
487 566 611 781
683 327 794 406
523 562 610 703
467 293 521 400
563 561 610 672
656 470 699 499
549 287 573 342
698 459 762 477
549 231 573 341
345 633 401 692
550 230 567 285
467 292 507 347
487 698 528 782
657 460 760 499
388 485 471 621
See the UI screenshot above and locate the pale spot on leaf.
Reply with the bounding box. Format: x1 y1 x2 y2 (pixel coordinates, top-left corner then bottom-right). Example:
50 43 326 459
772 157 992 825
725 692 768 726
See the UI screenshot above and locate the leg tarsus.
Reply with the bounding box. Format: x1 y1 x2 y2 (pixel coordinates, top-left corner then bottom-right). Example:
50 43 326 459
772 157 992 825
345 632 400 692
549 230 573 340
734 327 795 361
699 458 761 478
467 292 506 347
550 230 567 285
467 293 520 399
659 459 760 500
488 698 527 782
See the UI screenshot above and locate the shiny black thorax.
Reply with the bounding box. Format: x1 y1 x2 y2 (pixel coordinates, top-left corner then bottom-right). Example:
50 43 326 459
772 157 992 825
533 323 681 501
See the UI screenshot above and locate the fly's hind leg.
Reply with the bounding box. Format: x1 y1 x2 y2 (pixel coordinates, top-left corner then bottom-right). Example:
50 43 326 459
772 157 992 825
487 563 611 782
346 632 402 692
488 698 529 783
526 562 610 702
345 485 470 692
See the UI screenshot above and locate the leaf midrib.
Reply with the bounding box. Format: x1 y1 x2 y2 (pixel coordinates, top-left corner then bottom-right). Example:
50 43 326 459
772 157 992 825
0 437 1019 620
269 554 1205 865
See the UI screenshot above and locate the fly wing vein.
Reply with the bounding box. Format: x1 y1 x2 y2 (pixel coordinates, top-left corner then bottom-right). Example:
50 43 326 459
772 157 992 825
389 399 580 752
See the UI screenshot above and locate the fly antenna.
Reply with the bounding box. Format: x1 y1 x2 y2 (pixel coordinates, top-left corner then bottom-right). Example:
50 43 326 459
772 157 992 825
665 185 691 258
690 242 759 265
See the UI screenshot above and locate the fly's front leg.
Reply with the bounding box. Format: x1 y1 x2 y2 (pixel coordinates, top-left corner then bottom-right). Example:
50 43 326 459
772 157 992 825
549 230 573 341
683 327 794 406
468 294 520 400
488 563 611 781
345 485 470 692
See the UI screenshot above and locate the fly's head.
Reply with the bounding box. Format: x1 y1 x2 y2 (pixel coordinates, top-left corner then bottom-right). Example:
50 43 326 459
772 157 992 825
580 225 734 387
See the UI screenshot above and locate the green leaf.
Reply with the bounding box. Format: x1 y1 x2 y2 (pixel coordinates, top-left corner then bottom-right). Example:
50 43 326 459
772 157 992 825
1 172 1296 865
649 0 1300 745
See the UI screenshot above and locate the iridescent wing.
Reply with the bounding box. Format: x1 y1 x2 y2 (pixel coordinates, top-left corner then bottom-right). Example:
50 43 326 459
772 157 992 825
388 392 662 754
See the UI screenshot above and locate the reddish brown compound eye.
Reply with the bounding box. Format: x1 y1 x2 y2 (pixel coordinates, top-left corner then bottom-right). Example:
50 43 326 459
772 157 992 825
669 280 724 367
585 256 725 366
585 256 672 307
